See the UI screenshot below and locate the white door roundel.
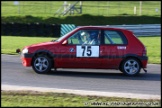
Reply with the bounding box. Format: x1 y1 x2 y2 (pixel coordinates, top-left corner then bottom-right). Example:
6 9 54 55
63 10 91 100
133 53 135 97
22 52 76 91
76 45 99 57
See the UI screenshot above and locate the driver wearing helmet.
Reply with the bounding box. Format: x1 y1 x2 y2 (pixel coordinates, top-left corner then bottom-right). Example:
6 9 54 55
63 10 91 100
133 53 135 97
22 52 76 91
81 31 98 45
81 31 91 44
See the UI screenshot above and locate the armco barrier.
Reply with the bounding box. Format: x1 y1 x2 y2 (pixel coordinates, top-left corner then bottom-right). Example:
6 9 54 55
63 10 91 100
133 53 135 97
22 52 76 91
76 24 161 37
107 24 161 36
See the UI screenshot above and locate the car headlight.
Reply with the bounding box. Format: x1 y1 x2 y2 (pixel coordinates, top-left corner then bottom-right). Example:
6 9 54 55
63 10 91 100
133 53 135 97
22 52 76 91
22 48 28 54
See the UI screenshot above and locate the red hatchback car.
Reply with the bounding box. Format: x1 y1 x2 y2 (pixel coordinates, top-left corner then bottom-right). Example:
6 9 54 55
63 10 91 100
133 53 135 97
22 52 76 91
20 26 148 76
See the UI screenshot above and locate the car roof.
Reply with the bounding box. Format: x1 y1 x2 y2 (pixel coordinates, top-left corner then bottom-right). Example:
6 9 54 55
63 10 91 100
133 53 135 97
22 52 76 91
77 26 132 32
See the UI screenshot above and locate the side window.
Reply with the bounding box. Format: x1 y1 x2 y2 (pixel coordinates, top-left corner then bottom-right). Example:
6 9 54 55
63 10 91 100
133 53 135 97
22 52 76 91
67 32 80 45
104 30 127 44
80 30 101 45
68 30 101 45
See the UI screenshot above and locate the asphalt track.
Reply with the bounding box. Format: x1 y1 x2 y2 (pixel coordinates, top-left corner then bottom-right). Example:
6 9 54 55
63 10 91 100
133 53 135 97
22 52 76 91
1 54 161 99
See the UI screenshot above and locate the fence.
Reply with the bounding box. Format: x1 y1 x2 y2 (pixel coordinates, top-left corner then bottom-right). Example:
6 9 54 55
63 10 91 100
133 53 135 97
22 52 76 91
1 1 161 17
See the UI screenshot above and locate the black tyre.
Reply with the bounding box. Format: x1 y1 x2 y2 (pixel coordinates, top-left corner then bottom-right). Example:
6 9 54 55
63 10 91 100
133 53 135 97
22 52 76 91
121 58 141 76
32 55 52 74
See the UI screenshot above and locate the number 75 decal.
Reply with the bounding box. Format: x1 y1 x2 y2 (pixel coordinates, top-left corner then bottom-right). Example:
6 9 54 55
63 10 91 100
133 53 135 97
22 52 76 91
76 46 99 57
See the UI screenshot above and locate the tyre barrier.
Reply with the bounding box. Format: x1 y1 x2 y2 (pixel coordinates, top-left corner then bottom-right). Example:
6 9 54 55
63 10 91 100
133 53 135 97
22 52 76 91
1 22 61 37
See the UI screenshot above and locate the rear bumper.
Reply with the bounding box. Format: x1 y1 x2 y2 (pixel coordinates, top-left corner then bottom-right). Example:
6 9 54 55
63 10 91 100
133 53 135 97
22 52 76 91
140 56 148 68
141 60 148 68
21 53 33 67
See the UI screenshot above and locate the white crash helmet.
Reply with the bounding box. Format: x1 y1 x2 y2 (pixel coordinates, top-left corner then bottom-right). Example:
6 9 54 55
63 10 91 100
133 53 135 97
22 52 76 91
81 31 87 36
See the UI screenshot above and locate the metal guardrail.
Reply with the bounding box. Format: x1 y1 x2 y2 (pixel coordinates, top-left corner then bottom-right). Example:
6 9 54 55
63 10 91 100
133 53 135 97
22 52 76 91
107 24 161 36
61 24 161 37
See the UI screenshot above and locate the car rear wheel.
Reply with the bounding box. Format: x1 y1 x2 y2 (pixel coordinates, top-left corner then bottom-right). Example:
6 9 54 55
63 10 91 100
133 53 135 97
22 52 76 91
32 55 52 74
121 58 141 76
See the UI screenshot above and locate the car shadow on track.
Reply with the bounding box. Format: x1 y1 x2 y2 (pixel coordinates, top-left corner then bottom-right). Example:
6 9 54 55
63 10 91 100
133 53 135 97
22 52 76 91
39 69 161 81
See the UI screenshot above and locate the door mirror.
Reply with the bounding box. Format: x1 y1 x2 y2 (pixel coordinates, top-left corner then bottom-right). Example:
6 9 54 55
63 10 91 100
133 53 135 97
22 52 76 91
62 40 68 45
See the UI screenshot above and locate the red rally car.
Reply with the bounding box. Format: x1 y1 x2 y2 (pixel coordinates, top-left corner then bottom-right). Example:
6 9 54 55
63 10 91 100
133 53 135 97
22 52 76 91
19 26 148 76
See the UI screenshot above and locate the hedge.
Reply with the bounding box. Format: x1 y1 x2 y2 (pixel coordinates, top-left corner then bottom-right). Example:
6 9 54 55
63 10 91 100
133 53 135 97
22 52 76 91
1 22 60 37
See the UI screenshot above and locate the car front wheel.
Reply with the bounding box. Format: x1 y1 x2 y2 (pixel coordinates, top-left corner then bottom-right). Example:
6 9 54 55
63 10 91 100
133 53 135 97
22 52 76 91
121 58 141 76
32 55 52 74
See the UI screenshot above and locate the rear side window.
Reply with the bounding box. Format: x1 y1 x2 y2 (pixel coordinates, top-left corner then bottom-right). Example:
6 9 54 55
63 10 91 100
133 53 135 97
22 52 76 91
104 30 127 44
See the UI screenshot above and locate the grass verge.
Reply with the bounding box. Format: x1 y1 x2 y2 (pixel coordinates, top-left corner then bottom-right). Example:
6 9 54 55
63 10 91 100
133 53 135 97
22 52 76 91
138 36 161 64
1 90 161 107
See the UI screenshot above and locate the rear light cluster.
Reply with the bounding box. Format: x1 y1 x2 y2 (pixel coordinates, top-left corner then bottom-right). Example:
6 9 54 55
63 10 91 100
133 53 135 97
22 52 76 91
143 46 147 56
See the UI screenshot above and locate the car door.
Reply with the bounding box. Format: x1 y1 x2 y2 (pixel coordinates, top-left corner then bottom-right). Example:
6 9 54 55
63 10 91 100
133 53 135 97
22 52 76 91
75 29 102 68
99 30 128 69
55 29 102 68
54 31 80 68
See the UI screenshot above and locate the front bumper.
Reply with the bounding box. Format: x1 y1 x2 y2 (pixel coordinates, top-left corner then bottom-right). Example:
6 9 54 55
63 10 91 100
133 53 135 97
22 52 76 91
21 53 33 67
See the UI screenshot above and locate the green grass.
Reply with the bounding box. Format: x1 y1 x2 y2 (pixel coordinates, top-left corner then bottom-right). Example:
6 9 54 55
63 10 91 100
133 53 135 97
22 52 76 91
139 37 161 64
1 36 54 54
1 1 161 17
1 36 161 64
1 90 161 107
